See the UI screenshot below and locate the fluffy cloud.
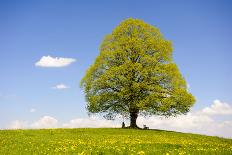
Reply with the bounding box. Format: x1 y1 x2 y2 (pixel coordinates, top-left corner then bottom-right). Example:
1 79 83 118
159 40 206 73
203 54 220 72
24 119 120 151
9 120 28 129
52 84 69 89
200 100 232 115
30 108 36 113
62 116 119 128
6 100 232 138
136 100 232 138
31 116 58 128
136 115 232 138
7 116 58 129
35 56 76 67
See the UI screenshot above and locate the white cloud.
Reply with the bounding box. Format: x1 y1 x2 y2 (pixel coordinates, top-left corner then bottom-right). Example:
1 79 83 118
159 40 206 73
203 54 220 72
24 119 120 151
8 116 58 129
136 114 232 138
62 116 119 128
9 120 28 129
52 84 69 89
6 100 232 138
136 99 232 138
200 100 232 115
35 55 76 67
30 108 36 113
31 116 58 128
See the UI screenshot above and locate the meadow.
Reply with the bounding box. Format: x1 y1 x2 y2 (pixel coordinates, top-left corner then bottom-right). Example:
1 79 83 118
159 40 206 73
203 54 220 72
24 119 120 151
0 128 231 155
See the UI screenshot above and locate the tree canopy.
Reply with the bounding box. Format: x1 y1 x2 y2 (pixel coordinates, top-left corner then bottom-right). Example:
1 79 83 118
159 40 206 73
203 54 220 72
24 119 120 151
81 18 195 128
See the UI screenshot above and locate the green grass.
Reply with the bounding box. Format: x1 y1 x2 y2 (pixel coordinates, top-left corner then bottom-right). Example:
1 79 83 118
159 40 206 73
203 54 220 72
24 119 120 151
0 128 231 155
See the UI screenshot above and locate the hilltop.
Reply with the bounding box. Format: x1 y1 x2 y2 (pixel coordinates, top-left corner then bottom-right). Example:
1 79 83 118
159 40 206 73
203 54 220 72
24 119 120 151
0 128 231 154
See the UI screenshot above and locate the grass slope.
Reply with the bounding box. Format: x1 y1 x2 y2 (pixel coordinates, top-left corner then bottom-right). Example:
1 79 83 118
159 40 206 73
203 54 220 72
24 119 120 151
0 128 231 155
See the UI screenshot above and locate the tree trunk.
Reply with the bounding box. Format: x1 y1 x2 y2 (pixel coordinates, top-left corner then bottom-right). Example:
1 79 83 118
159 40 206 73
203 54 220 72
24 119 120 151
129 111 139 128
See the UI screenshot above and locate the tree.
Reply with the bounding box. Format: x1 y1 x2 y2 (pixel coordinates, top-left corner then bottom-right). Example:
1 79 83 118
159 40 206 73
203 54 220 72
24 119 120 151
81 18 195 128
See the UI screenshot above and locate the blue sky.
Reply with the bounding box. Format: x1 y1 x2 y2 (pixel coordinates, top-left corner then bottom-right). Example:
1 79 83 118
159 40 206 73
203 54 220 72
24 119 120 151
0 0 232 137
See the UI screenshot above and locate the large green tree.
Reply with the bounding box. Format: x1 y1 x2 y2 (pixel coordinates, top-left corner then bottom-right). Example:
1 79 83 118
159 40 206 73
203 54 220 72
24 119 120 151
81 18 195 128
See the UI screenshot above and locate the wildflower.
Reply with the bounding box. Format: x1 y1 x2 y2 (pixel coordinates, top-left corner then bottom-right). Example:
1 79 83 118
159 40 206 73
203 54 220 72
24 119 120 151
137 150 145 155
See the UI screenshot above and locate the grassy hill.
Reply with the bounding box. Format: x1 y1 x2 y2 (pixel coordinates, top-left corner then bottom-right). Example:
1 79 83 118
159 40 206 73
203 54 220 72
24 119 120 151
0 128 231 154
